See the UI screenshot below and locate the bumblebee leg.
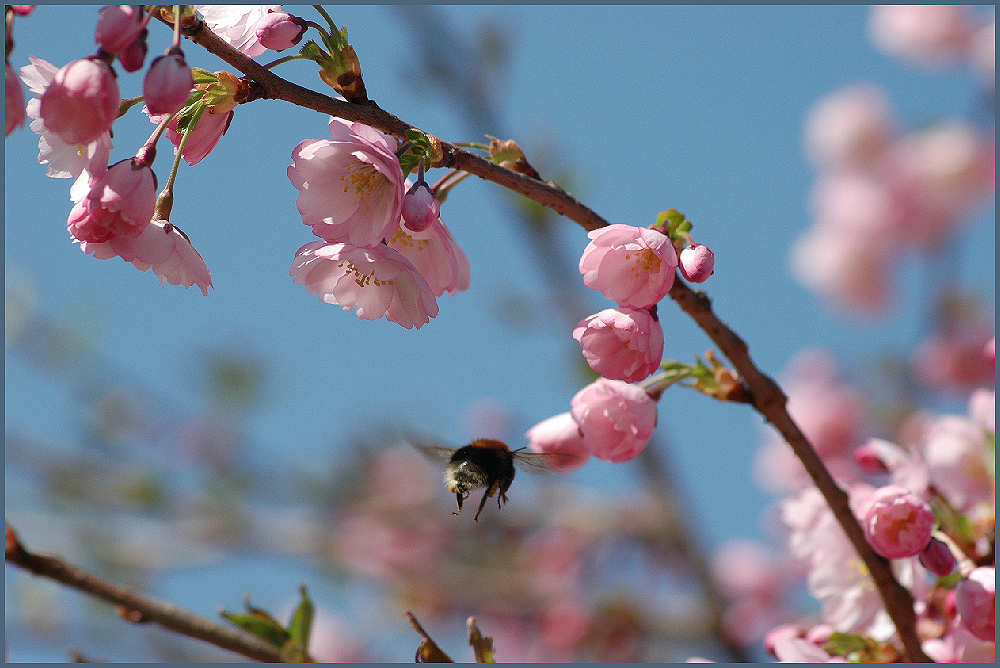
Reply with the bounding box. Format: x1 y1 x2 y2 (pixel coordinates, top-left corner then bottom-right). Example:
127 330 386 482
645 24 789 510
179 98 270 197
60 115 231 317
497 490 509 510
473 489 492 522
453 491 467 515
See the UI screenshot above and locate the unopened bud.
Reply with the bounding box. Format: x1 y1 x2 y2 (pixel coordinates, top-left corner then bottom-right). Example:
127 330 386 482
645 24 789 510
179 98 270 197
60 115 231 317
144 50 193 115
679 243 715 283
858 484 934 559
918 537 956 577
117 30 149 73
254 11 306 51
94 5 145 54
401 183 440 232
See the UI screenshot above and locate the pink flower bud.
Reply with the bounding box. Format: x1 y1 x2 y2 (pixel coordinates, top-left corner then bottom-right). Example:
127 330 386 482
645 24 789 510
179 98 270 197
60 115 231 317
579 224 678 308
679 243 715 283
918 537 956 577
40 57 120 145
68 158 157 243
117 31 149 73
401 183 440 232
254 10 306 51
10 6 34 16
571 378 657 463
526 412 591 472
852 441 889 473
956 567 995 642
143 51 193 115
857 484 934 559
5 62 26 136
573 307 664 383
94 5 146 54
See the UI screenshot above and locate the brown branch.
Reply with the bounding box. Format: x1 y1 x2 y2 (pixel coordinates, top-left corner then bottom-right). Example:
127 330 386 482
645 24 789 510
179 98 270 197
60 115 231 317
173 15 930 662
5 523 283 663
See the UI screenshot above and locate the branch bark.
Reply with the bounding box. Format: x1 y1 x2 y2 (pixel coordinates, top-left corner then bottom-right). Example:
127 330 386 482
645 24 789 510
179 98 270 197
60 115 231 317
174 14 932 662
5 523 282 663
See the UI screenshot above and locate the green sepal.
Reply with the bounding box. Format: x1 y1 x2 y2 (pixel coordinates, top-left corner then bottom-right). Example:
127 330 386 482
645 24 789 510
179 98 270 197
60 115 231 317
190 67 216 85
398 130 434 178
823 631 900 662
298 40 326 64
220 606 291 649
654 208 694 241
287 584 315 654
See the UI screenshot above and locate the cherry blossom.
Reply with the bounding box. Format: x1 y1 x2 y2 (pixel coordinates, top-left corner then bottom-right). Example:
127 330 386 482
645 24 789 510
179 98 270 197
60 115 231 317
956 567 995 642
525 412 591 473
401 182 440 232
288 117 405 247
21 56 113 185
678 243 714 283
254 10 305 52
804 83 896 170
857 484 934 559
79 219 213 295
387 216 470 297
919 415 994 515
143 50 193 115
39 56 119 146
4 61 25 136
918 537 956 577
570 378 657 463
146 105 233 166
197 5 281 58
579 224 677 308
67 157 157 243
93 5 146 55
289 240 439 329
868 5 976 68
573 307 664 383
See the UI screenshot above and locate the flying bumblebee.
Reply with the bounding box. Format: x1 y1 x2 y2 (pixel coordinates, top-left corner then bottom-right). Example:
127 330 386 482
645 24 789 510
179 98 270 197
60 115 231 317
418 438 563 521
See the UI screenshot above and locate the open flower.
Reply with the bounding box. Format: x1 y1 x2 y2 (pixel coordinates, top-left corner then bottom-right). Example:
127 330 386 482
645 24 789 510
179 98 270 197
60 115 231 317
79 219 213 295
579 224 677 308
39 56 119 146
67 157 156 243
387 217 470 297
288 117 405 247
570 378 657 463
197 5 280 57
290 240 439 329
573 307 664 382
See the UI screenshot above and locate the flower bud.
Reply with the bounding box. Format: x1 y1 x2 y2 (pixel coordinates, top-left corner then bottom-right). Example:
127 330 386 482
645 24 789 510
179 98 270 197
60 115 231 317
679 243 715 283
956 567 995 642
573 307 664 383
40 57 120 145
94 5 146 54
5 62 26 136
918 537 956 577
143 50 193 115
254 11 306 51
401 183 440 232
526 412 591 473
857 484 934 559
117 30 149 73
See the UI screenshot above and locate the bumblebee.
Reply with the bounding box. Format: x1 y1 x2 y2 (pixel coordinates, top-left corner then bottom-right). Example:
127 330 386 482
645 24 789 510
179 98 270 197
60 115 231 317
419 438 560 521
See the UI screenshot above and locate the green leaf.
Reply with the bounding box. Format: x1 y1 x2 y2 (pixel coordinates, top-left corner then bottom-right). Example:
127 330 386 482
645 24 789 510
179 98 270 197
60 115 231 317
190 67 216 84
221 609 291 648
287 584 315 650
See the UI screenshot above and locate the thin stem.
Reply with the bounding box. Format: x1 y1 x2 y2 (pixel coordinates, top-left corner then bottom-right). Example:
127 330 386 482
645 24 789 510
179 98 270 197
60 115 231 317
5 523 282 663
169 14 932 662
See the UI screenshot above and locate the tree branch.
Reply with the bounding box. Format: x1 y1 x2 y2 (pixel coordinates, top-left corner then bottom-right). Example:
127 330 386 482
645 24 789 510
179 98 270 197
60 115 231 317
175 15 931 662
5 523 283 663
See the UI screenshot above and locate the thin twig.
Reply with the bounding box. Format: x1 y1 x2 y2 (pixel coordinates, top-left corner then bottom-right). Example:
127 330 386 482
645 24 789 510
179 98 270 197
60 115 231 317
172 14 931 662
5 523 283 663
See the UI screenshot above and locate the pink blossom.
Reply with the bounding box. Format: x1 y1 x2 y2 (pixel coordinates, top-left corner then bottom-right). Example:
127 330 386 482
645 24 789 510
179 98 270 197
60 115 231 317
924 625 997 663
857 484 934 559
969 17 994 85
969 389 994 435
579 224 677 308
387 216 470 297
39 56 119 146
401 183 440 232
956 567 995 642
254 10 305 51
197 5 281 57
771 634 845 663
572 307 664 383
804 83 896 170
67 158 156 243
4 61 25 136
525 412 591 473
288 117 405 247
21 56 113 184
920 415 993 514
79 219 213 295
147 105 232 166
570 378 656 463
143 51 193 115
289 240 439 329
910 320 996 392
869 5 976 68
93 5 146 55
678 243 715 283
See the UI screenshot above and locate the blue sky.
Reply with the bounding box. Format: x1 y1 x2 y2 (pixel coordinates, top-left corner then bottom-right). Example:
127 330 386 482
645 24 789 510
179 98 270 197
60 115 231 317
5 5 995 662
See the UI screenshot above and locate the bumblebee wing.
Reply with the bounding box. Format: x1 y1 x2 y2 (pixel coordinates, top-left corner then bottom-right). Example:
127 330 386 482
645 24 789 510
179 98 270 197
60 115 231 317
411 441 459 464
511 450 574 475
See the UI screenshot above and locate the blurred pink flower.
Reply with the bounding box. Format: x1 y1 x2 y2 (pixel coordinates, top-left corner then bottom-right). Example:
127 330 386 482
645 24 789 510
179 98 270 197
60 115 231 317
289 240 439 329
804 83 897 170
771 633 845 662
288 117 405 247
68 157 156 243
869 5 976 68
387 216 470 297
79 219 213 295
857 484 934 559
147 105 233 166
919 415 994 515
956 567 995 642
40 56 119 146
570 378 656 463
573 307 664 383
5 62 26 136
21 56 113 184
254 10 305 52
197 5 280 57
910 318 995 392
924 624 997 663
526 411 591 473
143 51 193 115
969 389 994 435
579 224 677 308
93 5 146 55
